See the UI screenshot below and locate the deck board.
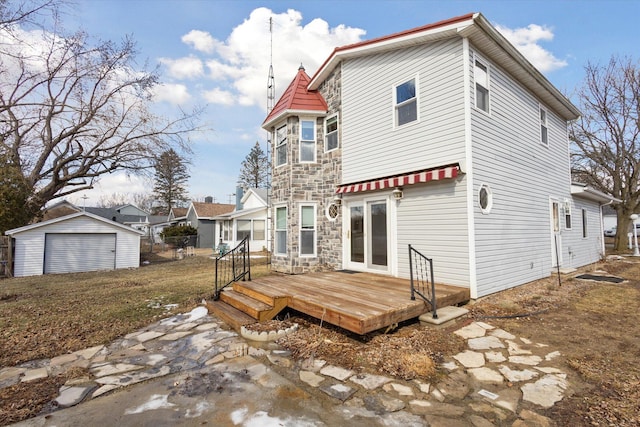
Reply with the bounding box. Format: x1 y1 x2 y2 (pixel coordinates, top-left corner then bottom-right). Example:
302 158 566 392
234 272 469 334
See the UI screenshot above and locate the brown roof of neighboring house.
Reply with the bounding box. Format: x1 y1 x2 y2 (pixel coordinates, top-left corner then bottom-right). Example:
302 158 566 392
191 202 235 218
171 207 188 218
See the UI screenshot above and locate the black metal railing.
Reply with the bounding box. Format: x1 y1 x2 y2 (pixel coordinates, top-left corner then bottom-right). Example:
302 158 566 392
408 244 438 319
214 237 251 300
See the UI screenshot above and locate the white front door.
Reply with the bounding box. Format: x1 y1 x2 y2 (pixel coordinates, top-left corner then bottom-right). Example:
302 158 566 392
550 200 563 268
346 199 389 272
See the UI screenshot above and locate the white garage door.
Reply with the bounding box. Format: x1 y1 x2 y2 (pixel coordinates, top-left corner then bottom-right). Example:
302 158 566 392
44 233 116 274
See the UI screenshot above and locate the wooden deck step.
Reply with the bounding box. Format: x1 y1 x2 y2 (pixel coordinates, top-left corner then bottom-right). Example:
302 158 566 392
206 300 256 331
219 290 271 320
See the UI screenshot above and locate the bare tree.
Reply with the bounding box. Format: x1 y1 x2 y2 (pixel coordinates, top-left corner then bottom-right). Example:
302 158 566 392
238 141 269 189
0 1 199 227
570 56 640 251
95 192 155 213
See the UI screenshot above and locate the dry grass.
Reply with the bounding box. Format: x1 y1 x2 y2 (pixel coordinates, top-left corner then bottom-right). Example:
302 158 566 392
0 252 270 367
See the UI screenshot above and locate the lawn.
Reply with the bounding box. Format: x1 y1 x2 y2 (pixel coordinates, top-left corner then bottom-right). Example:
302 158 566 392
0 252 270 367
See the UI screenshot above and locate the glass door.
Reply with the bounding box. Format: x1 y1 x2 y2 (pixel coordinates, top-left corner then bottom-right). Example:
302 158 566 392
347 199 389 271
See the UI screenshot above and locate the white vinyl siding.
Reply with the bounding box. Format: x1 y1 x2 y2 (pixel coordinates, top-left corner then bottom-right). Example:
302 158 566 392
563 198 604 267
341 39 466 184
468 47 575 297
396 180 470 286
9 215 140 277
45 233 116 274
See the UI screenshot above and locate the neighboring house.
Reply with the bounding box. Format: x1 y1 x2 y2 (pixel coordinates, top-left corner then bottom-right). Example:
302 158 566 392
5 211 144 277
261 12 617 299
216 187 269 251
168 207 188 225
602 204 617 233
185 201 235 249
41 200 82 221
85 205 149 233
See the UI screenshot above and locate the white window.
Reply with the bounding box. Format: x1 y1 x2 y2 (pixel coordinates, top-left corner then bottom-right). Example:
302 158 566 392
582 208 588 238
275 206 287 255
253 220 265 241
564 199 572 230
236 220 251 241
300 119 316 162
300 204 316 256
325 114 338 152
475 58 490 113
222 220 231 240
540 107 548 145
395 78 417 126
275 125 287 166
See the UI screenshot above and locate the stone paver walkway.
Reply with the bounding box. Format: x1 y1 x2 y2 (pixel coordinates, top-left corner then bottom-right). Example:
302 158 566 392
2 306 569 426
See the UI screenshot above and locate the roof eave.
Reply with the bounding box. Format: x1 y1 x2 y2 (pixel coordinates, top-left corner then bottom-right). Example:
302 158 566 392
308 14 476 90
262 108 328 130
461 13 581 121
571 184 621 204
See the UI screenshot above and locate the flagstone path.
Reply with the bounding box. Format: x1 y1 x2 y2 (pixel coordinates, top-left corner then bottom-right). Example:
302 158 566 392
2 306 570 426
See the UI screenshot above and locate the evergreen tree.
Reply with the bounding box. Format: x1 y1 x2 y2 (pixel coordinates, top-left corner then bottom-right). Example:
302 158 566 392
0 153 39 233
238 141 269 189
153 149 190 213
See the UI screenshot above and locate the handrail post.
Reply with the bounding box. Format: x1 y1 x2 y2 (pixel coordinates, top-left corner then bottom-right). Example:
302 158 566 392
246 238 251 281
214 257 219 300
429 257 437 319
408 244 415 300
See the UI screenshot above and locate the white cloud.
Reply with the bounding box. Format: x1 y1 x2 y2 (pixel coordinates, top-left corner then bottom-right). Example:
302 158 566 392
496 23 568 72
173 7 365 110
69 173 149 206
151 83 191 104
182 29 216 53
203 87 234 105
158 56 204 79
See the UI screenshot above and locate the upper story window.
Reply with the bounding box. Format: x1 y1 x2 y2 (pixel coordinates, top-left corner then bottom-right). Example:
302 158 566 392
300 119 316 162
474 58 490 113
540 107 548 145
275 125 287 167
325 114 338 152
395 78 417 126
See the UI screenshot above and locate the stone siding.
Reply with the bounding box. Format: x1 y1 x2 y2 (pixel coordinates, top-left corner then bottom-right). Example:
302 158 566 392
269 65 343 274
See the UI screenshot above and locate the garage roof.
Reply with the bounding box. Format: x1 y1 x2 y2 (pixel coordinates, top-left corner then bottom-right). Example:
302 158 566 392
5 211 146 236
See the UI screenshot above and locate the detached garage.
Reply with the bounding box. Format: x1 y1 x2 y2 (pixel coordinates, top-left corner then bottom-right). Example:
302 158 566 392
5 211 144 277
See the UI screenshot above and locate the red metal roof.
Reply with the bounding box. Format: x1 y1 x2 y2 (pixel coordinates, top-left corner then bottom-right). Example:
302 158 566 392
262 66 328 127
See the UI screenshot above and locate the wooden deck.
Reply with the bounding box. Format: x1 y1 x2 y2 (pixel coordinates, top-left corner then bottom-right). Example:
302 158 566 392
208 271 470 335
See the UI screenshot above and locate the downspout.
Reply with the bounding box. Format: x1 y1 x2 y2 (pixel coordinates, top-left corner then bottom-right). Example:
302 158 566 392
462 37 478 299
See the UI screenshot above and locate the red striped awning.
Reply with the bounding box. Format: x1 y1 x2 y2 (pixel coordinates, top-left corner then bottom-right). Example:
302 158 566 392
336 165 459 194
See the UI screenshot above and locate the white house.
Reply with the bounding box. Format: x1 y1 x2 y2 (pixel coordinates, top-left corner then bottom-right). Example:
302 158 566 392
216 188 269 252
5 211 144 277
261 13 617 299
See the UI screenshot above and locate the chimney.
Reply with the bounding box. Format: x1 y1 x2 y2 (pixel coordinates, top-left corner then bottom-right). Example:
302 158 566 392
204 196 213 204
235 184 244 211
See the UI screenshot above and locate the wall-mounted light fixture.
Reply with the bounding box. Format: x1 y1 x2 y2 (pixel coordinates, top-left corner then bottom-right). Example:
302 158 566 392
392 187 403 200
333 193 342 206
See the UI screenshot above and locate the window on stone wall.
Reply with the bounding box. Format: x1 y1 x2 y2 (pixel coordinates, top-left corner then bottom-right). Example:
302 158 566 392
300 204 316 256
325 114 338 152
275 206 287 255
300 119 316 162
276 124 287 166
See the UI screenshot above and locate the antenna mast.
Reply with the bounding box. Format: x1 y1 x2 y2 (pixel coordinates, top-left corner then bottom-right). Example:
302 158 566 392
265 16 275 255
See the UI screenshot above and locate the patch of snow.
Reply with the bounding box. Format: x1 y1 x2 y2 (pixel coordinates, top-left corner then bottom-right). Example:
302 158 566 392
124 394 175 414
185 306 208 322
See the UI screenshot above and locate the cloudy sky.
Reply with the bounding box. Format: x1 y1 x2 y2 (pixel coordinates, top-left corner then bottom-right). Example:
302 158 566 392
59 0 638 207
